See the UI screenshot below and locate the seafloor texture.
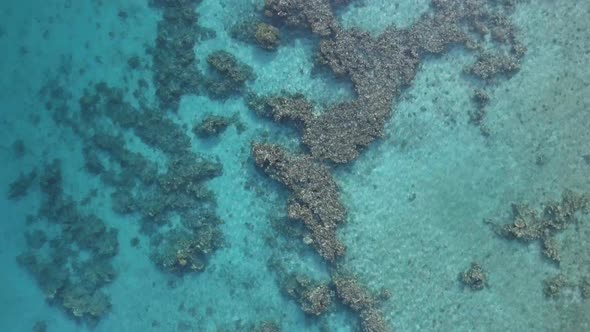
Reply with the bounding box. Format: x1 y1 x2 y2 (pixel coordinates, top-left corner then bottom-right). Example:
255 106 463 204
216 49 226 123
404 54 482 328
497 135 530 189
1 0 589 331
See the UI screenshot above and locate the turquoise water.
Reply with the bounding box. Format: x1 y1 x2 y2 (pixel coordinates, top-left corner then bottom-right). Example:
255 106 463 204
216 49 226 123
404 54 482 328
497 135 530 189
1 1 589 331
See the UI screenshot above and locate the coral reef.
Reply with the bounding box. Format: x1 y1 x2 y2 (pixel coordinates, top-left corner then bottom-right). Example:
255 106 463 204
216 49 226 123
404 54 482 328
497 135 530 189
130 154 224 272
81 82 191 157
263 0 344 36
284 274 333 316
332 275 388 332
332 275 376 312
149 0 215 110
32 320 47 332
193 115 232 138
497 190 589 263
261 0 526 163
247 93 313 129
312 26 415 162
17 160 118 326
25 229 47 249
127 55 141 69
543 274 567 299
205 50 256 99
89 131 159 187
492 190 590 298
40 81 225 277
250 3 526 330
469 89 491 136
467 52 521 80
12 139 26 158
21 0 531 329
150 223 222 273
254 22 280 51
250 321 281 332
6 169 37 200
460 262 487 291
231 19 280 51
269 257 389 328
252 143 346 262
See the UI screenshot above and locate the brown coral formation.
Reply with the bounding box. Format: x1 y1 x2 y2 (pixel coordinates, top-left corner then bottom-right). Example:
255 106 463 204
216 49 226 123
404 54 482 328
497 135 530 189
251 143 346 262
494 190 590 298
498 190 589 263
467 52 521 80
205 50 256 99
193 115 232 138
255 23 280 51
333 275 388 332
543 274 567 299
284 275 334 316
17 160 118 327
247 93 313 127
251 2 526 330
39 81 225 279
259 0 525 164
460 262 487 291
263 0 342 36
151 224 222 273
230 20 280 51
149 0 215 110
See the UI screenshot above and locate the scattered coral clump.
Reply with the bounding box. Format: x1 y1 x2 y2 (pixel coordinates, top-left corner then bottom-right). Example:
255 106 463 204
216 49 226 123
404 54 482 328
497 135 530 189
193 115 232 138
151 223 223 273
17 160 118 327
543 274 567 299
254 23 280 50
205 50 256 99
460 262 487 291
250 321 281 332
230 20 280 51
494 190 590 298
40 81 226 278
263 0 342 36
497 190 589 263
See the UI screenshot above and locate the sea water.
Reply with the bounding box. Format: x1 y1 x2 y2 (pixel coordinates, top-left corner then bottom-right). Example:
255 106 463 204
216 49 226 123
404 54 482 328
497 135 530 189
1 1 589 332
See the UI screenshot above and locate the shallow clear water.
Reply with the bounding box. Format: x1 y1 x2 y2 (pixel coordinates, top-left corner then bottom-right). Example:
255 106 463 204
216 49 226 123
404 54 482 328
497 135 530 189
1 1 589 332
